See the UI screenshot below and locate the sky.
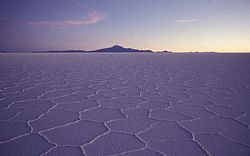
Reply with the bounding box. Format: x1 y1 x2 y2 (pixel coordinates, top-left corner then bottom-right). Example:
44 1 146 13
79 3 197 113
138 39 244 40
0 0 250 52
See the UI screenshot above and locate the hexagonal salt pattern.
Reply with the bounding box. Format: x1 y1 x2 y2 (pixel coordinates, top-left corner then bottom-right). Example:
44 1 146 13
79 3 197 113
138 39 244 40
0 53 250 156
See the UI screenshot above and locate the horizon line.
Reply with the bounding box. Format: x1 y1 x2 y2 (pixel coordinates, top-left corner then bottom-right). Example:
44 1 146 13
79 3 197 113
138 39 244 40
1 45 250 54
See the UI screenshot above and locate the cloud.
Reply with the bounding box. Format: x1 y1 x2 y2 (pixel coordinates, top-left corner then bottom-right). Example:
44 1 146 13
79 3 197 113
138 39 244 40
30 11 106 27
175 19 199 23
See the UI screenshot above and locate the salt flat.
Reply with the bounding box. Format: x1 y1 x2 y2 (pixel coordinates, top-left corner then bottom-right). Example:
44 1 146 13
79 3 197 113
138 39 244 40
0 53 250 156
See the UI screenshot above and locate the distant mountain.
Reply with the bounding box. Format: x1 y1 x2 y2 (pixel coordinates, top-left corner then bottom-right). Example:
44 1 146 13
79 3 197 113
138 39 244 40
14 45 172 53
157 50 172 53
92 45 154 53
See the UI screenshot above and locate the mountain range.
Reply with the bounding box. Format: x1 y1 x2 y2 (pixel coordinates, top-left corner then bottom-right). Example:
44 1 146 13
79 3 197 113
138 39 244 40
37 45 172 53
93 45 154 53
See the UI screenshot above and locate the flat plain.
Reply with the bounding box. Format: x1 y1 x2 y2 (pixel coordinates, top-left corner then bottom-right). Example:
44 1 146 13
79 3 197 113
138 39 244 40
0 53 250 156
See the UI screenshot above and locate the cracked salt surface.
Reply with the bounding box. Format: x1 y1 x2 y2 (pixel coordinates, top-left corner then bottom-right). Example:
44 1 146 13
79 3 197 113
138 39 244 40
0 53 250 156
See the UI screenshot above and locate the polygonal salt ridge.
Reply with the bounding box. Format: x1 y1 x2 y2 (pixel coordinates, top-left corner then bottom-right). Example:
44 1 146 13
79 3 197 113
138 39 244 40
119 148 165 156
147 93 179 103
38 76 66 83
100 79 126 87
0 81 16 90
41 146 84 156
29 109 79 132
137 121 192 142
179 99 215 107
41 120 108 146
138 100 170 109
34 109 79 120
2 93 47 107
0 133 54 156
210 87 234 95
195 133 250 156
119 87 141 97
37 132 57 147
2 89 31 98
89 83 111 90
50 93 89 104
0 72 26 82
54 100 99 112
155 84 188 92
154 84 187 92
122 107 150 119
67 86 96 93
148 139 209 156
107 81 129 89
3 82 36 93
0 121 31 142
45 80 67 86
180 116 249 133
14 80 40 87
96 90 125 99
0 108 25 121
138 81 158 87
167 91 190 101
9 109 47 122
150 109 193 121
121 79 146 87
22 83 55 92
9 99 56 110
38 89 75 100
59 83 90 90
82 131 146 156
87 91 111 99
229 86 250 98
227 98 250 113
166 104 216 119
64 77 85 83
204 90 231 99
111 96 146 104
210 98 234 106
185 75 207 87
156 85 189 93
80 107 126 122
97 88 120 94
141 90 161 98
206 105 244 118
236 113 250 126
219 129 250 147
0 90 7 97
106 118 158 134
184 90 211 100
48 85 69 91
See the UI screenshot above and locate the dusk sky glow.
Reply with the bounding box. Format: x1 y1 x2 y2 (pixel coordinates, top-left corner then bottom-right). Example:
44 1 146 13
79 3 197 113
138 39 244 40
1 0 250 52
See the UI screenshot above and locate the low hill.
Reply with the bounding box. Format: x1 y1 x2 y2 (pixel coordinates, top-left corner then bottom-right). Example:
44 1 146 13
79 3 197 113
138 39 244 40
92 45 154 53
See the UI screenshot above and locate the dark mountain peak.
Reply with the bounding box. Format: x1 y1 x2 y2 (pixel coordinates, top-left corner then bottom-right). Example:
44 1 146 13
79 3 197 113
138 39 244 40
112 45 124 48
93 45 154 53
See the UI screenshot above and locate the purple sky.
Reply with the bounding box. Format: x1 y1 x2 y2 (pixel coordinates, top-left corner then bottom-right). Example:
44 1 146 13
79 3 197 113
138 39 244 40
1 0 250 52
